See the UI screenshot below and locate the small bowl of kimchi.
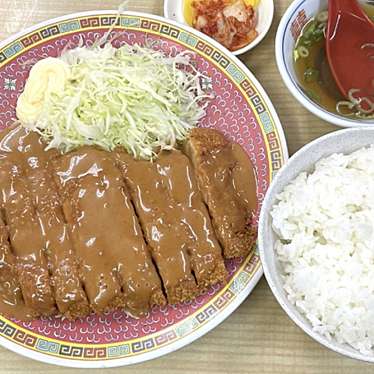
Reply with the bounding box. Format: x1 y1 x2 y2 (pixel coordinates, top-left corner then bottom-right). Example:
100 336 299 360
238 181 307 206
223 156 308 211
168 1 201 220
164 0 274 55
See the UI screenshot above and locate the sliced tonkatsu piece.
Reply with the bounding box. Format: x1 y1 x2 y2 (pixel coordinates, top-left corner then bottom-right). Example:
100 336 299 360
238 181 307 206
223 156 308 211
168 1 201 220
184 128 258 259
53 147 165 316
115 151 199 304
155 150 227 290
0 215 36 320
0 159 56 316
0 125 89 319
20 131 90 319
0 125 56 316
52 152 124 313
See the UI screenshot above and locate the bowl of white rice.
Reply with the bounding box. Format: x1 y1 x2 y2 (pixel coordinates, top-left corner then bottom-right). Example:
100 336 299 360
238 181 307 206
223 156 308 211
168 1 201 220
259 127 374 362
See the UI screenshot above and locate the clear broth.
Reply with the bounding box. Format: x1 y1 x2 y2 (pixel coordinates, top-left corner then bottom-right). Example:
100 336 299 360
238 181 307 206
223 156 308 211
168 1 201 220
294 4 374 116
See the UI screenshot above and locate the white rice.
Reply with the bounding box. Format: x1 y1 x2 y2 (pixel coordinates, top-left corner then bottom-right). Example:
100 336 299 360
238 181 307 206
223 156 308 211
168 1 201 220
271 146 374 355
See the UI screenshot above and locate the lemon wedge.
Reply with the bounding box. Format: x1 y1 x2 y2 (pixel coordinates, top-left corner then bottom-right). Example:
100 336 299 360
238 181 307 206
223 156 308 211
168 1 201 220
244 0 260 7
183 0 195 26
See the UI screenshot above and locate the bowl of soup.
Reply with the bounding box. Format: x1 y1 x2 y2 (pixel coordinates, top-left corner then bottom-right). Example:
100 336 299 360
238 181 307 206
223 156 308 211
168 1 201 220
275 0 374 127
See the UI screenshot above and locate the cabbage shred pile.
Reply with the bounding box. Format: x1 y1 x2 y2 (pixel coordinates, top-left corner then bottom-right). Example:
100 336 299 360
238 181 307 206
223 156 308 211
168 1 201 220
33 43 209 159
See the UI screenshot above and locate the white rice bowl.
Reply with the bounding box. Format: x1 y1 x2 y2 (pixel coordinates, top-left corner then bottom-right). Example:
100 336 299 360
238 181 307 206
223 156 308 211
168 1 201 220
271 145 374 356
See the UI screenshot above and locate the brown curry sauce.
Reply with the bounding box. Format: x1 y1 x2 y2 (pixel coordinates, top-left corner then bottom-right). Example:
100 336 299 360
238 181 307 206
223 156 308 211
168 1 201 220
0 126 257 320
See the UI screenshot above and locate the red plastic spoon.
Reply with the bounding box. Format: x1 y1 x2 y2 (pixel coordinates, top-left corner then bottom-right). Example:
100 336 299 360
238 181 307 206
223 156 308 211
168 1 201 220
326 0 374 106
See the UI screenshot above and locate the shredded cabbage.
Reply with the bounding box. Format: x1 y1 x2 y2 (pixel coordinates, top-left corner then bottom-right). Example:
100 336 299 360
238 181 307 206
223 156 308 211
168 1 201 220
24 42 210 159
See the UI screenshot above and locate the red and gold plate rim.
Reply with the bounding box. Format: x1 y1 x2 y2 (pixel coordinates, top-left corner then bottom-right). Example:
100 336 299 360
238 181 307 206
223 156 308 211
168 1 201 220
0 11 288 367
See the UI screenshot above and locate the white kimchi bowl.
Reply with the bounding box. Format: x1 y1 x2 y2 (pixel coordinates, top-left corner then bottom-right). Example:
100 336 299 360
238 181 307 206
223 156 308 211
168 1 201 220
163 0 274 55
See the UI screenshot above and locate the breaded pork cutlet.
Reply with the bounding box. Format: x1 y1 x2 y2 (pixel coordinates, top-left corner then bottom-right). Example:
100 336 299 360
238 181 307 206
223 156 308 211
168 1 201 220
21 131 90 319
0 215 36 320
53 147 165 316
115 151 199 304
155 150 227 291
0 125 90 319
0 124 257 320
0 158 56 316
184 128 258 259
0 127 56 316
